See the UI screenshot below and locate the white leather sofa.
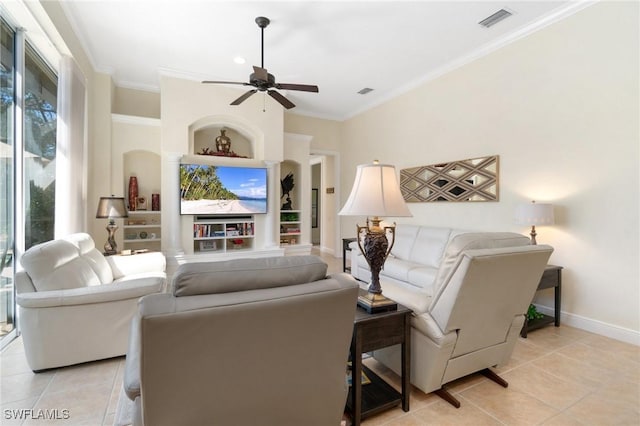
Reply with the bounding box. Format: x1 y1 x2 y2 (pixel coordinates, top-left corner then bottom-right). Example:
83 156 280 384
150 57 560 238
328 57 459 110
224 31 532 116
350 225 553 406
16 233 166 371
124 255 358 426
350 225 467 304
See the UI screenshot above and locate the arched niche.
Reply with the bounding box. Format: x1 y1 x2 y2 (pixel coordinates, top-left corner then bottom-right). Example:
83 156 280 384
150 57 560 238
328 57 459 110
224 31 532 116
188 115 265 160
280 159 301 210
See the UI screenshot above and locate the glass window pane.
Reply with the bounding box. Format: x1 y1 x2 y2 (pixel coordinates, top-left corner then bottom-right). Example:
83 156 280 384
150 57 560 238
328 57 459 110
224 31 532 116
24 43 56 249
0 19 15 339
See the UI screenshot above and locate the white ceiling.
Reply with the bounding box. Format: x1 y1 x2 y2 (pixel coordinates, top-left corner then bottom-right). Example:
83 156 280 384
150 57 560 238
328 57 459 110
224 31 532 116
60 1 590 120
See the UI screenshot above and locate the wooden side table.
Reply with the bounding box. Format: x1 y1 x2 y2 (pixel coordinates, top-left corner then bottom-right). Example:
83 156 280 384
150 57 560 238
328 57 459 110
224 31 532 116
521 265 563 337
346 292 411 425
342 238 357 273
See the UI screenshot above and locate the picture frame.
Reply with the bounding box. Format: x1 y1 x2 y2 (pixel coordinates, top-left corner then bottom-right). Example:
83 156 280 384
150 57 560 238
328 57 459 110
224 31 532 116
311 188 318 228
136 196 148 210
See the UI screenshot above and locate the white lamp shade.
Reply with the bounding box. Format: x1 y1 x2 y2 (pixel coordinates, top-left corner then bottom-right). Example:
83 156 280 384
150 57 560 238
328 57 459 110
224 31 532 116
339 162 412 217
96 197 128 219
515 202 554 226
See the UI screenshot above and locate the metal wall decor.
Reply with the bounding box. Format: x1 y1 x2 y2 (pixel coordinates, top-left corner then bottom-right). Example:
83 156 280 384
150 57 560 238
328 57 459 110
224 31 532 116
400 155 499 202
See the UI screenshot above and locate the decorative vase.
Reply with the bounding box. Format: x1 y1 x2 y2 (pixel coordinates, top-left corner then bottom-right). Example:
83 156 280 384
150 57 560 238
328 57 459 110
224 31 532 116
215 129 231 154
151 193 160 211
128 176 138 211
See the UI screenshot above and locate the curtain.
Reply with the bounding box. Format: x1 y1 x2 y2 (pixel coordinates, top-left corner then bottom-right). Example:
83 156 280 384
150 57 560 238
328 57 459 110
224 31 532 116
55 55 87 237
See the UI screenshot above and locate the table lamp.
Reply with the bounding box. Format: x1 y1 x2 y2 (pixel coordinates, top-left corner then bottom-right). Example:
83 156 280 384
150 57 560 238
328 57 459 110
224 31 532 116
515 200 554 245
96 196 128 255
339 161 412 313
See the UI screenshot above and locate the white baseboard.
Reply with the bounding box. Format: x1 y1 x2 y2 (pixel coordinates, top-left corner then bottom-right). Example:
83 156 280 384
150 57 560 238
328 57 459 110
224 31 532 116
535 304 640 346
320 245 335 256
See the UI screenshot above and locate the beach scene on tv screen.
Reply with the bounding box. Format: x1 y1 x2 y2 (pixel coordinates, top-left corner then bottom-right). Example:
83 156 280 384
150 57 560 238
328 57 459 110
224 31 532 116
180 165 267 214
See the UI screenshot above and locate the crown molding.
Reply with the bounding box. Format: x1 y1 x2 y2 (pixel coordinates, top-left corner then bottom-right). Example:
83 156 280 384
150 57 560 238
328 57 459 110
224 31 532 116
111 113 160 127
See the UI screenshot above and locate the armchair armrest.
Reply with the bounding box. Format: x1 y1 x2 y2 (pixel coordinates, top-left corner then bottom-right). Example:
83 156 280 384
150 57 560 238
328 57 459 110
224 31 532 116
107 252 166 279
16 278 164 309
124 315 142 401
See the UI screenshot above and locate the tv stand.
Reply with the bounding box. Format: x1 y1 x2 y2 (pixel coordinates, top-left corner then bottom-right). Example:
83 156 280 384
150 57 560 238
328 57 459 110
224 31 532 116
193 216 255 253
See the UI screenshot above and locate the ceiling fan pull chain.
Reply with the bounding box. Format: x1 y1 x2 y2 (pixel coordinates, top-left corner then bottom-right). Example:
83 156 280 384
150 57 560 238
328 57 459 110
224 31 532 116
263 93 266 112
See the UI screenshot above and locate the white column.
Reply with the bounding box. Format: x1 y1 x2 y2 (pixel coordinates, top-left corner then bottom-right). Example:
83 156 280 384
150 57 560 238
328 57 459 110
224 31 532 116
265 161 280 248
163 152 183 255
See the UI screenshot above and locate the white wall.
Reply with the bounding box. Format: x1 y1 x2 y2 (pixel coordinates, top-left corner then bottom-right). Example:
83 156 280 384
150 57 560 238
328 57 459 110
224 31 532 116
340 2 639 342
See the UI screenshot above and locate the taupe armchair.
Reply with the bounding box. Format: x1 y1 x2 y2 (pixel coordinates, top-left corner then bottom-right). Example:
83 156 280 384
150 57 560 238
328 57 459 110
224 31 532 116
124 255 359 426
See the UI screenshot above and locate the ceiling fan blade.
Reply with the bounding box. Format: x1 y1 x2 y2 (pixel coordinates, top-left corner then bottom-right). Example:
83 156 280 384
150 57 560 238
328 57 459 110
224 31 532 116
268 90 295 109
275 83 319 93
231 89 258 105
202 80 250 85
252 66 269 81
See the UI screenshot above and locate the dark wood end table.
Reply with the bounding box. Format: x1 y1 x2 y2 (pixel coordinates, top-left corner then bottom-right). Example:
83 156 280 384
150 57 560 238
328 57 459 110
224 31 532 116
346 291 411 425
521 264 563 337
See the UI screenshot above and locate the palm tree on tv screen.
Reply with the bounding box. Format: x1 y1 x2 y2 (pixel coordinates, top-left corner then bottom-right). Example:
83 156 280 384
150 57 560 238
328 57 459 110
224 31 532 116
180 165 237 201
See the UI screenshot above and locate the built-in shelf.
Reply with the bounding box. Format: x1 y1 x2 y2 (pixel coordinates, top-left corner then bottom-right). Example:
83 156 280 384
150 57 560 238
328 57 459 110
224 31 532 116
193 216 255 253
123 210 161 251
280 210 301 246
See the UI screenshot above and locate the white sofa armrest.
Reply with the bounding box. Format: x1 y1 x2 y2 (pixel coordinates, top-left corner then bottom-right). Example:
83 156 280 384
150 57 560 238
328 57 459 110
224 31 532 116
107 252 166 279
16 278 164 308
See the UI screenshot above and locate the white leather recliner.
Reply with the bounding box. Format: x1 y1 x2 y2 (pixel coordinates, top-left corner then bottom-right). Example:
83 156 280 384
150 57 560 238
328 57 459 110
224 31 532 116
16 233 166 371
369 232 553 407
124 255 359 426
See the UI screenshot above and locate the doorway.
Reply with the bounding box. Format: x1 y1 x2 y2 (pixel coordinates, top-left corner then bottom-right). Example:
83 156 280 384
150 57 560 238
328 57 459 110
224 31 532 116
309 150 341 257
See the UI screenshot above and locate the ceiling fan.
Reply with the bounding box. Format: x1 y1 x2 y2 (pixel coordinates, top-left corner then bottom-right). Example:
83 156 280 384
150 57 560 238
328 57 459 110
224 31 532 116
202 16 319 109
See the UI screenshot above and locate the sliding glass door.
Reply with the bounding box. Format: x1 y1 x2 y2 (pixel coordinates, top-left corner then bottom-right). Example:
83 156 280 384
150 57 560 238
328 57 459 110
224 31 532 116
24 43 57 249
0 16 57 347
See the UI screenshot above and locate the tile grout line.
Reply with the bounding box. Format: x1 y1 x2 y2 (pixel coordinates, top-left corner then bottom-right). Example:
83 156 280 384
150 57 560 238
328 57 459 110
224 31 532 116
102 360 124 426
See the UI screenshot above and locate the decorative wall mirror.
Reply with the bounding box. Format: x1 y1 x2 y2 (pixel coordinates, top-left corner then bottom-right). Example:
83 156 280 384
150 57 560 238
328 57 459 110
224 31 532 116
400 155 499 202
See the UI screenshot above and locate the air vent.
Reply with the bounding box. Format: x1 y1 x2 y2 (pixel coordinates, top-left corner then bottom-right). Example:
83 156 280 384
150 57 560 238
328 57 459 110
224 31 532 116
478 9 513 28
357 88 374 95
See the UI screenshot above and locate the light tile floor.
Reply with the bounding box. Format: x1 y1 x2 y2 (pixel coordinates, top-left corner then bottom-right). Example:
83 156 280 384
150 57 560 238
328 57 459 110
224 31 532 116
1 249 638 425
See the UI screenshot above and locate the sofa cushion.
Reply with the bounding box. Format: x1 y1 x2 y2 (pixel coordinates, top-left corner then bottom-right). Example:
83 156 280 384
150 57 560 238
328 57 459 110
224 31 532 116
382 258 437 294
172 255 328 297
407 266 439 296
64 233 114 284
20 239 101 292
390 224 420 260
433 232 531 294
408 227 452 268
382 257 416 283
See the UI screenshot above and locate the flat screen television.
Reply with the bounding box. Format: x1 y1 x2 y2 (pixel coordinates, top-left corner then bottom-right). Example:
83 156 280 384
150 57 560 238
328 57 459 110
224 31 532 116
180 164 267 215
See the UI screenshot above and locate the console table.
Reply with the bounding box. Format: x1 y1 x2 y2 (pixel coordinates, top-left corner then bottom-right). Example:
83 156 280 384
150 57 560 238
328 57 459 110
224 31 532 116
346 292 411 425
521 264 563 337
